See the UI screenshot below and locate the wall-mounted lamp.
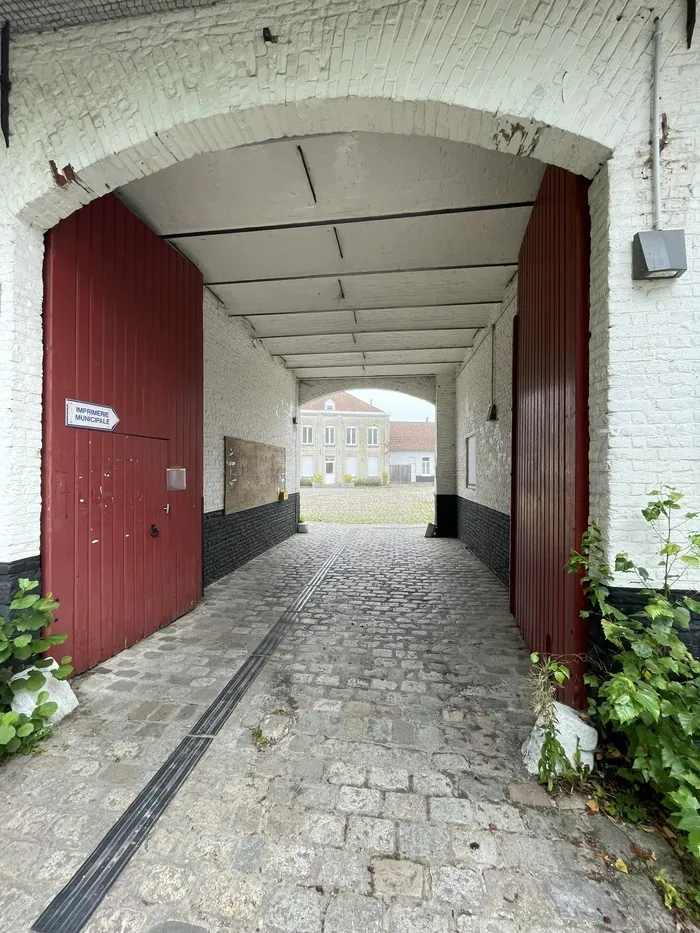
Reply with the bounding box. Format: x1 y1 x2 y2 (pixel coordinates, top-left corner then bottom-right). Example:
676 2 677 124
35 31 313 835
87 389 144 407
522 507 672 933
486 324 498 422
632 229 687 280
292 416 298 426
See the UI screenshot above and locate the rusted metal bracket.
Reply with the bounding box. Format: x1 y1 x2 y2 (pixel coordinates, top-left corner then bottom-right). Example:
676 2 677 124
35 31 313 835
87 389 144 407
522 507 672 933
1 21 10 148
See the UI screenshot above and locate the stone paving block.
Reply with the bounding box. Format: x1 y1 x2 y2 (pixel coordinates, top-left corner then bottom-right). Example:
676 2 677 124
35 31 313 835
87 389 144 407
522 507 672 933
146 923 209 933
398 822 451 862
262 885 324 933
261 842 317 879
431 752 470 772
324 891 383 933
337 785 383 815
368 767 410 791
372 857 424 897
297 811 347 847
383 792 426 821
450 829 503 868
197 870 265 922
507 782 556 808
315 847 372 894
549 876 628 927
411 772 454 797
430 865 486 912
384 903 452 933
295 782 339 810
429 797 478 826
346 815 396 855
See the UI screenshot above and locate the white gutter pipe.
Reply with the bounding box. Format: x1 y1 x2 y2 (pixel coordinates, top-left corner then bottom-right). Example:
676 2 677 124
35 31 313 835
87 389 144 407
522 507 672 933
651 17 662 230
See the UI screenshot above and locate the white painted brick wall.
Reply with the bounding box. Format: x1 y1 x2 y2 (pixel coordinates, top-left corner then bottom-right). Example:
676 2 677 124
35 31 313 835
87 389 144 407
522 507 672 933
587 18 700 588
435 376 457 497
299 376 435 407
1 0 688 228
203 291 298 512
0 219 44 562
456 277 516 514
0 0 697 590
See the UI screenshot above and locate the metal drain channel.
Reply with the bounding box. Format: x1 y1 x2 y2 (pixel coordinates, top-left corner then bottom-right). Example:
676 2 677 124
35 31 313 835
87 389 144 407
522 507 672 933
33 528 356 933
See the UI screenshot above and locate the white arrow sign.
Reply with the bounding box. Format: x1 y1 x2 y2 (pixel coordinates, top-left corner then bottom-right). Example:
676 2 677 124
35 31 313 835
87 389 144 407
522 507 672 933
65 399 120 432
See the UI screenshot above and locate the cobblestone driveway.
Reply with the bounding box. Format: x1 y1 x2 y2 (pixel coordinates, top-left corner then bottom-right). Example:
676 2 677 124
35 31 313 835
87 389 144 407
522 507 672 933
300 485 434 524
1 526 684 933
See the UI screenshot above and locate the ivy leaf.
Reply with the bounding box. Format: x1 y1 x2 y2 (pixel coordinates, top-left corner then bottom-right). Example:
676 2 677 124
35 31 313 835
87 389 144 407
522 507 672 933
10 670 46 693
677 711 695 735
12 634 32 648
0 724 17 744
16 722 34 738
35 701 58 719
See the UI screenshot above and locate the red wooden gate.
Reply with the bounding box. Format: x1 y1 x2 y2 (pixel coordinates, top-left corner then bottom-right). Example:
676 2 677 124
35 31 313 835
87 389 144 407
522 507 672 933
42 195 203 675
511 166 590 708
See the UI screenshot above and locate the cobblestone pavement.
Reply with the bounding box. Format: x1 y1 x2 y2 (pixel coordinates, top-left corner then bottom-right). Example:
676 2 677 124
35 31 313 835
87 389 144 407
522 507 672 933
300 485 434 525
1 526 685 933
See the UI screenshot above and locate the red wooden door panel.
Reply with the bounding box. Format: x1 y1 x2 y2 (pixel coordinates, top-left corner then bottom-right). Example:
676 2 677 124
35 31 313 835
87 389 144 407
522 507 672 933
43 194 203 675
511 166 590 708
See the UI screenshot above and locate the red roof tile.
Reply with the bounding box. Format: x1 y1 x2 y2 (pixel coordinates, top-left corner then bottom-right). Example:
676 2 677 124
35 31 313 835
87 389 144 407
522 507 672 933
389 421 436 451
301 391 386 413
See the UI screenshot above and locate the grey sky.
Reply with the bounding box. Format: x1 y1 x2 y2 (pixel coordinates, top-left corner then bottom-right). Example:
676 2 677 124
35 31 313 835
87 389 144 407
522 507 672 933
348 389 435 422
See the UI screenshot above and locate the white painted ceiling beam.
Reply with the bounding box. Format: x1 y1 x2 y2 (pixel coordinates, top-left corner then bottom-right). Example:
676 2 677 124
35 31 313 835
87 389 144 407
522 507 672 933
169 208 531 283
293 362 460 378
281 348 468 368
233 304 497 335
212 266 515 315
264 328 478 355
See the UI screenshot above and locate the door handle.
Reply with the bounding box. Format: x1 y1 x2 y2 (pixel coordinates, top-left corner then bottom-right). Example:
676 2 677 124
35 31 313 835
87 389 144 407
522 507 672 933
150 523 159 537
163 503 171 514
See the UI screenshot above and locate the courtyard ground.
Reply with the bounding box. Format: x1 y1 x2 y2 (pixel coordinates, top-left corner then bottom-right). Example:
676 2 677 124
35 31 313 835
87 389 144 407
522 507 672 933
1 526 685 933
300 484 435 525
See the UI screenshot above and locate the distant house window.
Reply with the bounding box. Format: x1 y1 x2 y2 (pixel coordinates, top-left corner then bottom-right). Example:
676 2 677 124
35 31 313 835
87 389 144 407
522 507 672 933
367 427 379 446
421 457 431 475
346 426 357 446
346 455 357 477
325 426 335 445
367 456 379 477
325 399 335 410
466 435 477 487
301 455 314 477
302 426 313 445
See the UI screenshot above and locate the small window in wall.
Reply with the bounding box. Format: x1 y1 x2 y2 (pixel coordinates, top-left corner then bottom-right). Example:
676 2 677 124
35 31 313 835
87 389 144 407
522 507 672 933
301 455 314 477
421 456 431 475
466 435 477 487
367 427 379 446
346 426 357 446
324 426 335 445
325 399 335 410
367 456 379 477
346 455 357 477
302 425 313 445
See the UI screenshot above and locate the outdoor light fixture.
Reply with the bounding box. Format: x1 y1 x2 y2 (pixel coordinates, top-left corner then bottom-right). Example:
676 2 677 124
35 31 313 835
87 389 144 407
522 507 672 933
486 324 498 422
632 229 687 280
632 18 688 281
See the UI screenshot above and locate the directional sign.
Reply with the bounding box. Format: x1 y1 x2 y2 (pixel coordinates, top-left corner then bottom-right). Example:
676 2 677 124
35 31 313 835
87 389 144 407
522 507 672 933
65 399 120 432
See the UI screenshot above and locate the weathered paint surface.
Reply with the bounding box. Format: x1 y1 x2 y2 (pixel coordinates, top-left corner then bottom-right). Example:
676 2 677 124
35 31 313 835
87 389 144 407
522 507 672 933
512 166 590 707
42 195 203 673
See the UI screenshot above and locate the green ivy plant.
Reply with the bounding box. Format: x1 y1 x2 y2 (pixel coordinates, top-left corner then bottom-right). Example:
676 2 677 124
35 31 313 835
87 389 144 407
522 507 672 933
0 579 72 758
568 487 700 858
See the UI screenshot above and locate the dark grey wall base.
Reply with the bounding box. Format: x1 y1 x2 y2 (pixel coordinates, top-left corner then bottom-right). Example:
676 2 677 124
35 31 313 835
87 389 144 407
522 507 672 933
601 586 700 659
457 497 510 587
0 555 41 614
416 475 435 484
203 493 300 587
435 494 458 537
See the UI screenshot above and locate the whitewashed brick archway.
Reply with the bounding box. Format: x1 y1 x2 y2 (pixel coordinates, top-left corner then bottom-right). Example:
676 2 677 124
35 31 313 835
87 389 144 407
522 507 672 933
0 0 697 587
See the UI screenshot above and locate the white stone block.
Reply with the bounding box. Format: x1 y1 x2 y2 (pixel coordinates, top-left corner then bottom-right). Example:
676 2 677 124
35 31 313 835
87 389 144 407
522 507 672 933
10 660 79 725
522 702 598 776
